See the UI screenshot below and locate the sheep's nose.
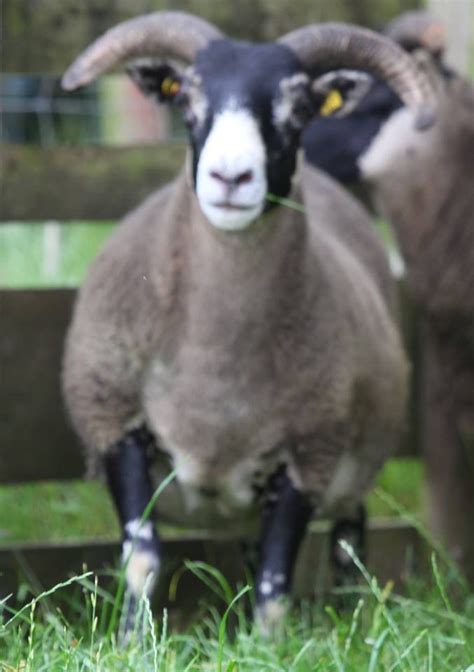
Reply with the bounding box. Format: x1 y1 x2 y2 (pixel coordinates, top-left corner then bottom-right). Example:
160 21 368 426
210 169 254 187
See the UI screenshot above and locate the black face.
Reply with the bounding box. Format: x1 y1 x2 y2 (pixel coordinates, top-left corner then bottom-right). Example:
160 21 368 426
303 79 402 184
129 39 317 206
184 40 316 202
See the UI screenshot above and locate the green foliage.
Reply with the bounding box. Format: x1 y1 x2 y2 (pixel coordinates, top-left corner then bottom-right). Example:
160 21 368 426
0 554 473 670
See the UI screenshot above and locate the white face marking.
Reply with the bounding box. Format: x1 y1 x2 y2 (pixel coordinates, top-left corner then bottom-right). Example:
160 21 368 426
196 108 267 231
358 107 419 179
185 68 209 127
273 73 310 131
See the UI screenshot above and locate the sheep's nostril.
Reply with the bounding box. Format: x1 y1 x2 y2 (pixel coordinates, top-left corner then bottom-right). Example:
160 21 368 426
236 170 253 185
210 170 226 183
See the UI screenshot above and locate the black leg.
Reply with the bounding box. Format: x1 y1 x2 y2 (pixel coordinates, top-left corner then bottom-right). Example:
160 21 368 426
330 504 366 591
104 426 160 636
255 469 313 633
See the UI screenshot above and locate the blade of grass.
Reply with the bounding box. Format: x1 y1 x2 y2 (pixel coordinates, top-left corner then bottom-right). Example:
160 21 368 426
368 627 390 672
432 553 467 645
374 487 465 585
388 628 427 672
3 571 93 629
343 598 364 663
217 585 251 672
266 193 306 213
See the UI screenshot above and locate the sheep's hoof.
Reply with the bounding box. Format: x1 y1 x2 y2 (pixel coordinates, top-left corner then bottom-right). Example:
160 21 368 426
255 597 289 638
118 591 153 646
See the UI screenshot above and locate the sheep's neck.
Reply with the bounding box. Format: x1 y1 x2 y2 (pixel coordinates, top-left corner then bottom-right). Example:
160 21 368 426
371 134 474 315
365 82 474 313
179 175 309 350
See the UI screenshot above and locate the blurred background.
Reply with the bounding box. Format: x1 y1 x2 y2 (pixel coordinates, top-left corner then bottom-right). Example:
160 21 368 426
1 0 473 287
0 0 473 546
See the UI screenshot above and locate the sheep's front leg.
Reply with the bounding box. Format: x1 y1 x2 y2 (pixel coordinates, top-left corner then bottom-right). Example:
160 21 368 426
255 469 313 634
104 426 160 636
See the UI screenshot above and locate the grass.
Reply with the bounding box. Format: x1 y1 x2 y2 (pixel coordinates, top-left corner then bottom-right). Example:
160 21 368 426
0 216 400 289
0 222 114 288
0 213 442 668
0 459 424 544
0 552 473 670
0 461 442 669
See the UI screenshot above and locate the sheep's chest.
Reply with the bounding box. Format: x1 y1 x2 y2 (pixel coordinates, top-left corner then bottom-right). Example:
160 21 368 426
142 347 290 523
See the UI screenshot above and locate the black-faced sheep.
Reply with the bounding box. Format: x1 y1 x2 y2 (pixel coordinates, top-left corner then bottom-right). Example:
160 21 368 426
305 11 474 582
61 11 435 631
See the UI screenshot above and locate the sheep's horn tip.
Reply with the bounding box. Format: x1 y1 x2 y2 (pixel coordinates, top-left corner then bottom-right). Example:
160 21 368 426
415 106 436 130
61 68 83 92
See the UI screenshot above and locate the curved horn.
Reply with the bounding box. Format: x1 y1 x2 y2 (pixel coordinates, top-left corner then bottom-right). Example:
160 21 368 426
278 23 436 130
62 11 224 91
384 11 445 56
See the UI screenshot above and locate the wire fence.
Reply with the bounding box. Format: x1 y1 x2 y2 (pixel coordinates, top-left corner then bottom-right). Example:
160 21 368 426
0 74 181 146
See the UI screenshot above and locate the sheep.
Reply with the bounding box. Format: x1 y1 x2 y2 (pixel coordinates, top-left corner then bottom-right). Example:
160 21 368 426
303 11 447 187
359 53 474 584
305 11 474 583
61 11 435 632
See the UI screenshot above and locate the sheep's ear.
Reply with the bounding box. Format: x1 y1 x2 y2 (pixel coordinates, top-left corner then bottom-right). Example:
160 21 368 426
312 70 373 117
127 60 183 104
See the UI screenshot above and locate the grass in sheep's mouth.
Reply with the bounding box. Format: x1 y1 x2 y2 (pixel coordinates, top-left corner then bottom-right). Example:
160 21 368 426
266 193 306 213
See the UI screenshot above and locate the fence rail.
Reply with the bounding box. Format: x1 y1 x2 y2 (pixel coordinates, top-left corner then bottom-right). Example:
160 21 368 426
1 143 186 221
0 520 425 621
0 282 419 486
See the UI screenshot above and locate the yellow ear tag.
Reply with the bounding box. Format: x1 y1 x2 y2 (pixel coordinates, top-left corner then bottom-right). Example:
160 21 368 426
169 81 181 96
320 89 344 116
161 77 179 97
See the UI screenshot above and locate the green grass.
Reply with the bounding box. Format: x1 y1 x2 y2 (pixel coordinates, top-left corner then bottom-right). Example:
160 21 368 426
0 555 473 670
0 459 424 544
0 222 114 288
0 217 399 289
0 215 437 668
0 481 119 544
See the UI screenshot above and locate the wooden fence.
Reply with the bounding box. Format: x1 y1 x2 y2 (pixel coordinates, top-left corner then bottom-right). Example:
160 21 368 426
0 0 448 618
